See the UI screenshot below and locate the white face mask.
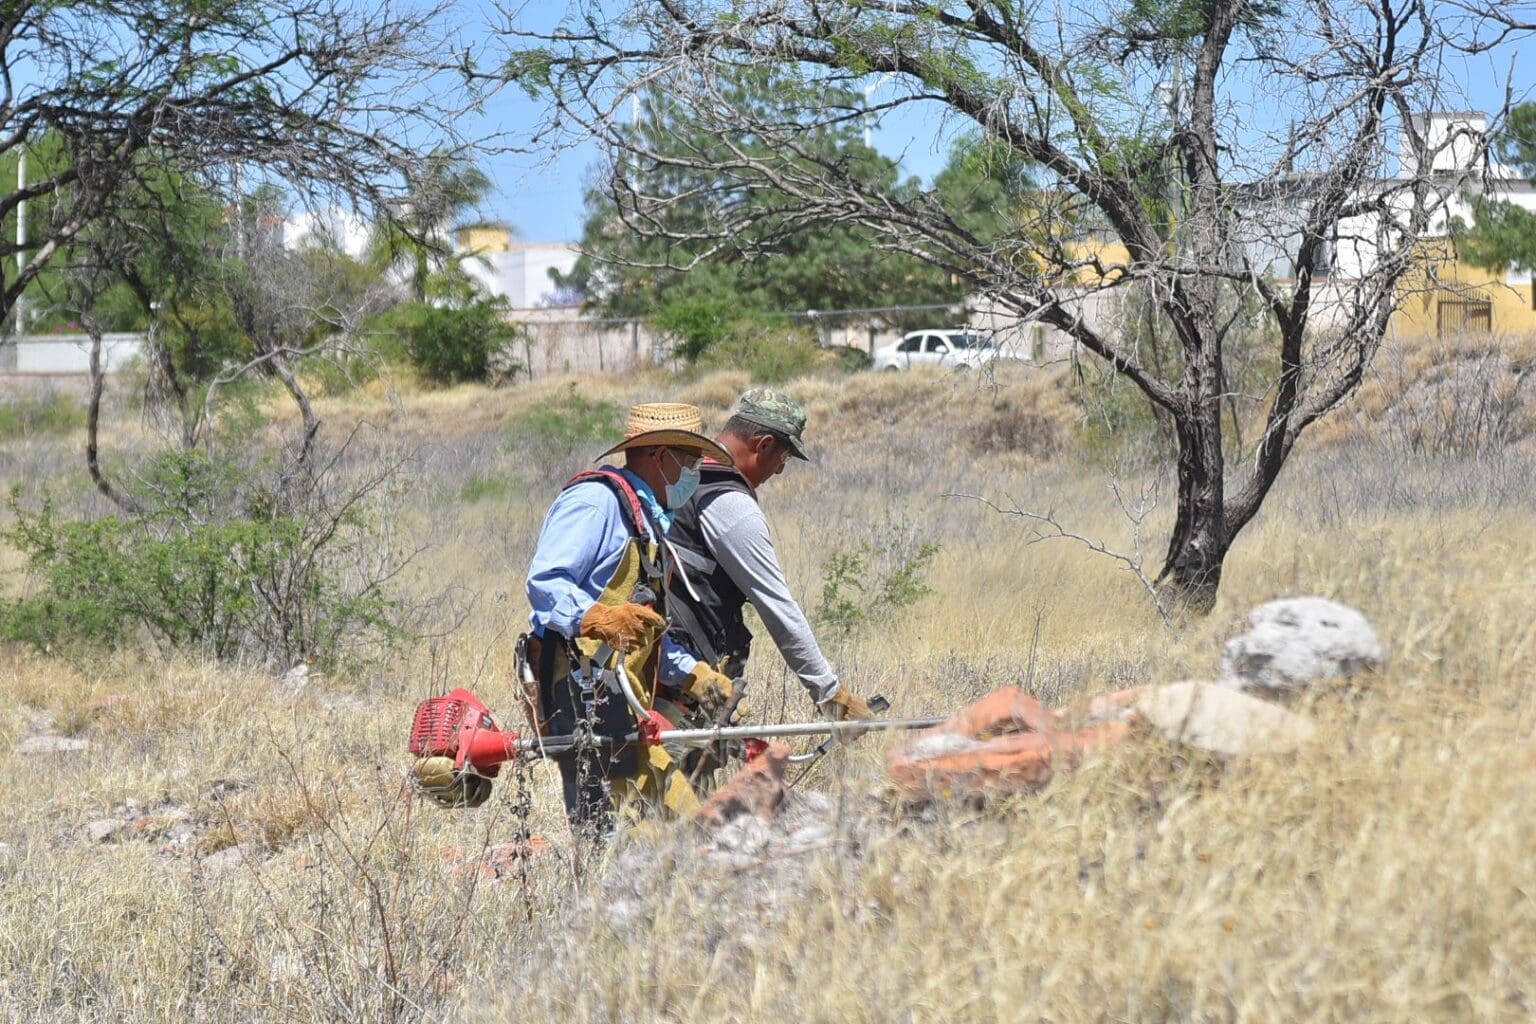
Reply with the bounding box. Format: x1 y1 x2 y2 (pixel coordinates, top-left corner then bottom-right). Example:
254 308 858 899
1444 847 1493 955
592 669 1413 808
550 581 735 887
663 451 701 508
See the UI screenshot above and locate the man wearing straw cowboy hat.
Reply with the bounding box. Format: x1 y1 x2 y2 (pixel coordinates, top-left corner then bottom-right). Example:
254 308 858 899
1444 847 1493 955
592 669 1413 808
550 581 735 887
521 402 745 839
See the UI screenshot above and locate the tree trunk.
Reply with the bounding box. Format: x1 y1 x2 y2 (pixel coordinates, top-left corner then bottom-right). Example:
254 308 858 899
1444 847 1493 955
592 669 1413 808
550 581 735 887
1157 365 1227 614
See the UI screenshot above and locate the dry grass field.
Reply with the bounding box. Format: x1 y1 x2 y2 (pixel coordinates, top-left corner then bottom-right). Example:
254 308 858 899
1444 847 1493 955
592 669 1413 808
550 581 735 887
1 341 1534 1022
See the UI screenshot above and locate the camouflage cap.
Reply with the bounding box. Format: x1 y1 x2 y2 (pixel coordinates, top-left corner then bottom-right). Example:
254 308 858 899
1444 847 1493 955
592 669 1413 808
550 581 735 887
733 388 810 461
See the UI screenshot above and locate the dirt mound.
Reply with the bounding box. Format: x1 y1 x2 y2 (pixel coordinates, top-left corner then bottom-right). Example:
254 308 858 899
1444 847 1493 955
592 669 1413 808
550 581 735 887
1313 332 1536 455
792 362 1077 464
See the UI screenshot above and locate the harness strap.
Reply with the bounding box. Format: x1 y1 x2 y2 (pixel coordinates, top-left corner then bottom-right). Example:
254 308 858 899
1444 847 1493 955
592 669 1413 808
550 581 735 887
665 571 726 670
563 467 654 542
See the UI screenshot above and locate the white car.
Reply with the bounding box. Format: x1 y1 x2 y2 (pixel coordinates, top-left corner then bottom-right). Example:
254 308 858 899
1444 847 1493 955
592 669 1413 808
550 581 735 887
872 329 1011 372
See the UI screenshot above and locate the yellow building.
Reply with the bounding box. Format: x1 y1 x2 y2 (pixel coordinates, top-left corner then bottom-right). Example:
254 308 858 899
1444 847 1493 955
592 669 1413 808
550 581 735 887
1390 237 1536 339
454 223 514 254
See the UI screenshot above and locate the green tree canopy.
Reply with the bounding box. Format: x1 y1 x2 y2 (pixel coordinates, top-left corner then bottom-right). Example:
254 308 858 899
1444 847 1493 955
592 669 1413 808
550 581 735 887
1456 104 1536 276
367 150 495 304
558 68 967 323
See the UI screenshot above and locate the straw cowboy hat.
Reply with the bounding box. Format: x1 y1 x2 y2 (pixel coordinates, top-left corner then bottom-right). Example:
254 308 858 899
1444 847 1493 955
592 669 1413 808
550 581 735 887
597 402 733 465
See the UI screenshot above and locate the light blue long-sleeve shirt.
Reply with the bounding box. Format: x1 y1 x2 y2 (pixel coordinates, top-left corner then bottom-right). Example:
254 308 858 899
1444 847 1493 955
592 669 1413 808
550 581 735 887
525 468 697 684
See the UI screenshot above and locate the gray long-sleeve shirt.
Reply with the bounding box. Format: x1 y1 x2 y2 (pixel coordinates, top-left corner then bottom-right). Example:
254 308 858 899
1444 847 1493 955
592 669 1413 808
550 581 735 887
696 489 839 703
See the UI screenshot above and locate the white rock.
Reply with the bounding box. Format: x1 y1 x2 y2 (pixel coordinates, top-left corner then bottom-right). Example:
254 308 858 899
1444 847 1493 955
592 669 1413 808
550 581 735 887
272 662 312 700
16 735 89 754
268 952 305 983
1135 682 1317 756
708 815 774 857
1220 597 1383 696
606 899 643 931
200 844 254 873
85 818 128 843
905 732 984 759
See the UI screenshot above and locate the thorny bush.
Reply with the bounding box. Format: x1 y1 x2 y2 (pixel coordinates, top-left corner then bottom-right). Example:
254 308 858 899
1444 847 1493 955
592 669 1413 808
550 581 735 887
0 448 407 667
815 518 939 637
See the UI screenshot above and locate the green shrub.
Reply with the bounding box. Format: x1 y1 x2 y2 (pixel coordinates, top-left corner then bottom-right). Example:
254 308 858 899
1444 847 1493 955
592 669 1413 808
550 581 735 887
506 384 622 452
388 300 522 384
1073 370 1178 468
652 295 742 363
459 473 514 503
0 451 400 666
300 349 385 397
0 392 85 441
815 519 939 636
699 321 830 383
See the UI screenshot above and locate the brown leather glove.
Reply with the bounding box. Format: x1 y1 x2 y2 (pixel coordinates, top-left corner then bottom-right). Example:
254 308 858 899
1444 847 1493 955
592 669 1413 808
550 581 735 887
578 601 667 651
820 685 873 720
818 684 873 740
684 663 747 722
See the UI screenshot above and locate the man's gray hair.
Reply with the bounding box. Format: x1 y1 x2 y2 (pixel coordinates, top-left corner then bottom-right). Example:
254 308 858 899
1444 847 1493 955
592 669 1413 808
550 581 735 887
722 415 784 443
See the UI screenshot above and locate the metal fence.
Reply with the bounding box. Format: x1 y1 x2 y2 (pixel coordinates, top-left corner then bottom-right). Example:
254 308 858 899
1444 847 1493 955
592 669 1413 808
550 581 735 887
0 302 1085 384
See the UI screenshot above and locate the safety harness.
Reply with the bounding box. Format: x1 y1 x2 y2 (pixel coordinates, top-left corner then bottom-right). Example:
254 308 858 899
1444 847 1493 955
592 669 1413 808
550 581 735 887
524 467 700 817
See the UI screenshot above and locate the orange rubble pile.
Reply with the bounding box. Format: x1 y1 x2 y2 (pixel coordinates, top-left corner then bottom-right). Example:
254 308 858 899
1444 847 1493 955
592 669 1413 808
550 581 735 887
888 686 1137 802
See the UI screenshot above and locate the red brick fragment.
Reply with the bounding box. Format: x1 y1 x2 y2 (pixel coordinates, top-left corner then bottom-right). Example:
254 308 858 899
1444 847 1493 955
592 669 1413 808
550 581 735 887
695 741 790 829
442 836 553 881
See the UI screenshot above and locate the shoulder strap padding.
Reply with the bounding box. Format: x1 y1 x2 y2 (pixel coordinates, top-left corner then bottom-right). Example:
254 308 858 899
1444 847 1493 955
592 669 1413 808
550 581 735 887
563 467 650 538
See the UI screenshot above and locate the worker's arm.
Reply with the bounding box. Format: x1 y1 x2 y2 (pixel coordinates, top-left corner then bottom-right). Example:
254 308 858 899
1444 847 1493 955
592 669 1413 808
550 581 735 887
700 490 838 703
525 485 622 638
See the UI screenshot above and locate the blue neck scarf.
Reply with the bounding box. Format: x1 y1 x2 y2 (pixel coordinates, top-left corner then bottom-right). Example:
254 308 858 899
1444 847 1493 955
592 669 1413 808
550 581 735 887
617 467 672 534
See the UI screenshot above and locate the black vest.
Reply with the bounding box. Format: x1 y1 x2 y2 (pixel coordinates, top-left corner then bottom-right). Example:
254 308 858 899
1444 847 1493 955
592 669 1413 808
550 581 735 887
664 463 756 675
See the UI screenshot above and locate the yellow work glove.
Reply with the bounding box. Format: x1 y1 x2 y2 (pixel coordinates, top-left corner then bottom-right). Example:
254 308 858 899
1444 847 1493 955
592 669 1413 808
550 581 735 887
818 684 874 740
413 756 493 809
685 663 747 722
578 601 667 651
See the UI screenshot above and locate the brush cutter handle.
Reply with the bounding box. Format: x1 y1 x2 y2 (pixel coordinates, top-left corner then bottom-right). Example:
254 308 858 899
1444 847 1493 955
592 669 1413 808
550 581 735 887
789 694 891 763
715 677 749 727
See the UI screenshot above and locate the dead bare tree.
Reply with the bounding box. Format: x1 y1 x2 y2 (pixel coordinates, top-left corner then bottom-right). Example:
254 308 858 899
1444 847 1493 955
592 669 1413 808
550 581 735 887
500 0 1532 611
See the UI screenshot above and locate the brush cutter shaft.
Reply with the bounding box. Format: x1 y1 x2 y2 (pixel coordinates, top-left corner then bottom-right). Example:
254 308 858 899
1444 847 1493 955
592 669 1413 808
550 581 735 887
512 715 949 757
464 715 951 761
409 687 944 777
659 716 947 743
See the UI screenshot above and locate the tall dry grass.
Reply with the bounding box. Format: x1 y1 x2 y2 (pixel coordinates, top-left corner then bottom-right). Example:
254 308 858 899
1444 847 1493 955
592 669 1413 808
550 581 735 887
0 353 1533 1022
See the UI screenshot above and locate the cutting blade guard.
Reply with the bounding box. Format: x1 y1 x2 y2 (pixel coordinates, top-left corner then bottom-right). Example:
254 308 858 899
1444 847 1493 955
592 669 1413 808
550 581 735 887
407 687 521 775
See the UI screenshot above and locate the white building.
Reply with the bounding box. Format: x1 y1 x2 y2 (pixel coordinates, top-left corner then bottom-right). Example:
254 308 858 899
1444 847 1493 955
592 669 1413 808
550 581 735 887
282 206 372 260
460 240 582 310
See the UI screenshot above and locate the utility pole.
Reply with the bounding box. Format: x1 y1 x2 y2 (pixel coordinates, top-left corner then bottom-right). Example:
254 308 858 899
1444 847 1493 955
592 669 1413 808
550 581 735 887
862 73 895 148
15 148 27 335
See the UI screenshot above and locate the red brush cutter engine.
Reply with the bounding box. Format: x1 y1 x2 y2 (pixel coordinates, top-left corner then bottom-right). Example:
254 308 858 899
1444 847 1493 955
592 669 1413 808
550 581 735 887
408 689 524 808
409 688 524 773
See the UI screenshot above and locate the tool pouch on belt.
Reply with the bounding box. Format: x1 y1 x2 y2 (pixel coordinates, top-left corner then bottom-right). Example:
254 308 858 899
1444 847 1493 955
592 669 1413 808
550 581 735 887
515 632 547 736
